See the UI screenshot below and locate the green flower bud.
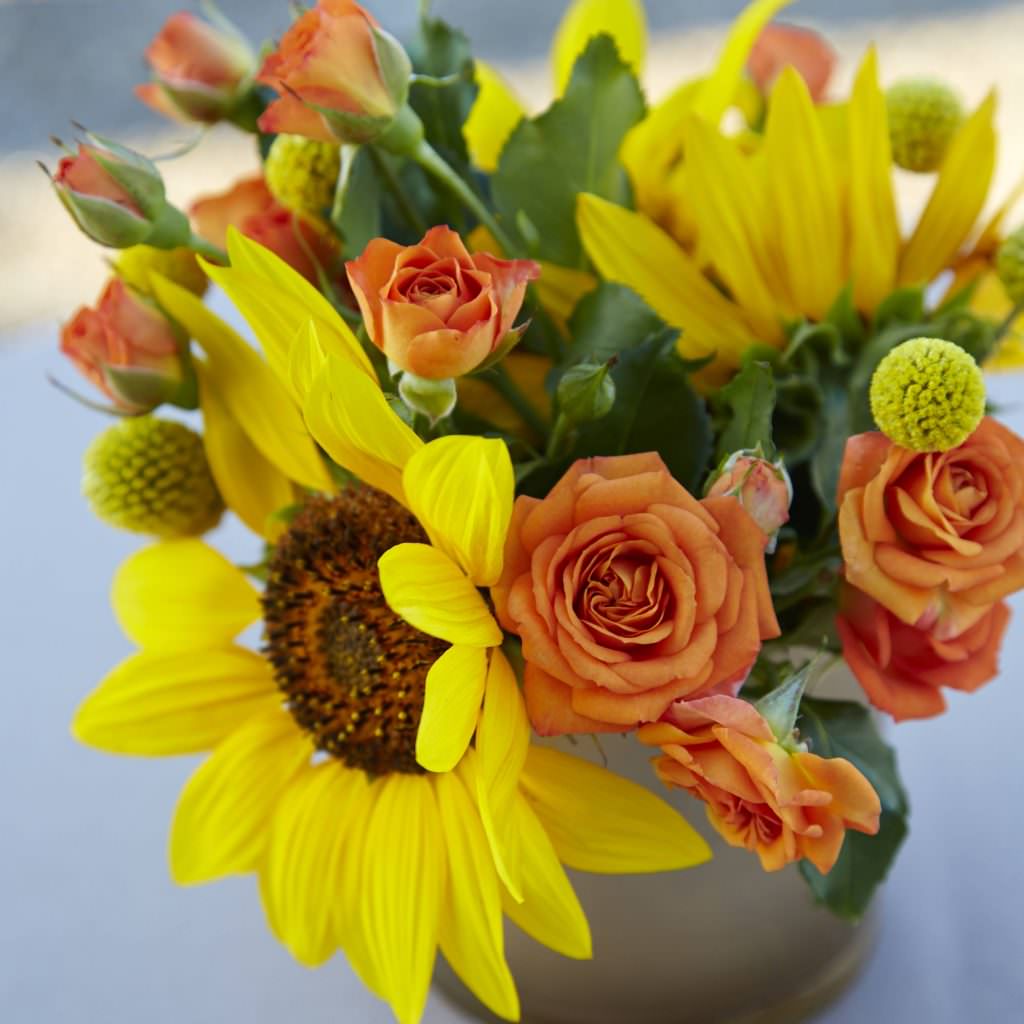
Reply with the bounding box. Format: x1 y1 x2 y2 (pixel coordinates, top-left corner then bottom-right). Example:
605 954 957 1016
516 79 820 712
996 225 1024 307
886 79 963 173
556 362 616 426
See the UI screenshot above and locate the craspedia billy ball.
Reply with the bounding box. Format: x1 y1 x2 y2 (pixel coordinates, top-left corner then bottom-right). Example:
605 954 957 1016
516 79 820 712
996 226 1024 307
82 417 224 537
886 79 963 173
264 134 340 219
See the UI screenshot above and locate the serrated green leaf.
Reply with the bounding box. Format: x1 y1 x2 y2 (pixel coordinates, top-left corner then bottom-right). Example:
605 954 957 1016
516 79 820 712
713 360 776 461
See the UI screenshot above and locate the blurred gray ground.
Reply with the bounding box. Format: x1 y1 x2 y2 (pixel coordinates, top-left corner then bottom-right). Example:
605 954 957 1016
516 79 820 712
0 0 1002 154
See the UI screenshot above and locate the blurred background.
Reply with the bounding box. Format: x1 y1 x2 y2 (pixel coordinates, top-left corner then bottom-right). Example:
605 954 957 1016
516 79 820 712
3 2 1024 1023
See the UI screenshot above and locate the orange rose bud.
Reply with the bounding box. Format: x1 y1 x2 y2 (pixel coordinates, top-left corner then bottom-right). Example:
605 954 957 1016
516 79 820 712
705 450 792 552
60 278 190 413
135 11 255 124
256 0 414 146
346 226 540 380
747 22 836 103
638 695 881 874
837 419 1024 630
190 176 339 284
492 453 780 736
837 583 1010 722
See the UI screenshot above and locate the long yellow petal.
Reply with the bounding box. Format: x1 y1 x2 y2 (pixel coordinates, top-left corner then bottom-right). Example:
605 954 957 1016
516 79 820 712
170 707 311 883
435 765 520 1022
552 0 646 96
404 435 514 587
683 117 787 340
499 791 591 960
152 274 333 492
360 774 445 1024
73 646 279 755
287 319 327 407
577 192 758 367
112 540 260 651
899 92 997 287
847 48 900 313
535 261 596 329
475 650 529 903
691 0 793 123
465 61 526 174
377 543 502 647
416 645 488 774
259 762 367 968
197 362 295 541
520 746 712 873
305 356 421 507
763 67 845 320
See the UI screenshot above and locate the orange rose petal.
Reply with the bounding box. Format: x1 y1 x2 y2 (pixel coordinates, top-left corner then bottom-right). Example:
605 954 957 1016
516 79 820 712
570 663 713 727
667 694 776 739
636 721 689 747
688 744 764 804
256 93 336 142
508 577 580 687
523 664 626 736
891 487 982 554
520 463 588 551
837 432 894 501
795 752 881 834
797 812 847 875
958 552 1024 606
492 496 539 629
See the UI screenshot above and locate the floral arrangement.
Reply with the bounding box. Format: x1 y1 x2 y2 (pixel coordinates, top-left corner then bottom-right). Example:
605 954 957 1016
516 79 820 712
47 0 1024 1021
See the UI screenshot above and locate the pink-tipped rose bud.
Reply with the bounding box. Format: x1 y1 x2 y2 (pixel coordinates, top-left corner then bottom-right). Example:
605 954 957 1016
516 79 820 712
346 225 541 380
706 450 792 551
60 278 192 413
747 22 837 104
50 134 189 249
135 10 256 124
256 0 415 146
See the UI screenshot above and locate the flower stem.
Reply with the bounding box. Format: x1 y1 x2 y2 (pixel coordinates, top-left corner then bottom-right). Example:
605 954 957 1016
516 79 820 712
369 146 428 236
994 300 1024 342
480 364 550 441
187 232 227 264
412 139 519 256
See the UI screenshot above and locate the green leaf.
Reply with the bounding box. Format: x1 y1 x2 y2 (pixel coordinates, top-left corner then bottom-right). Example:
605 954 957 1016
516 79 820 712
795 696 909 921
808 377 849 519
333 146 382 260
571 329 712 493
492 35 645 266
872 285 925 332
713 360 776 461
824 285 866 349
567 283 663 364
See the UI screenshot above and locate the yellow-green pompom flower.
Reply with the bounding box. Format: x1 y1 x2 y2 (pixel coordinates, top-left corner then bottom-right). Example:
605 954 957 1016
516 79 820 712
114 245 208 298
996 225 1024 306
886 79 963 172
264 134 340 219
83 416 224 537
870 338 985 452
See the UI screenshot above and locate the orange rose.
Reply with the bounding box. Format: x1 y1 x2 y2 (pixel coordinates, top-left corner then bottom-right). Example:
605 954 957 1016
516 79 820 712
492 453 780 735
838 419 1024 633
638 695 881 873
837 583 1010 722
747 23 836 103
346 226 540 379
60 278 186 413
256 0 412 145
136 11 255 124
190 176 339 284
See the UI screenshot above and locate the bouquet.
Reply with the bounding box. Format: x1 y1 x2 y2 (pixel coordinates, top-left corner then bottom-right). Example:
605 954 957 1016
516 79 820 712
47 0 1024 1021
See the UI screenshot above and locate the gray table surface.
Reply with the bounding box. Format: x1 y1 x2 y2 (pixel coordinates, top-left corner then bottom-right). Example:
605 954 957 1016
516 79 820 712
2 327 1022 1023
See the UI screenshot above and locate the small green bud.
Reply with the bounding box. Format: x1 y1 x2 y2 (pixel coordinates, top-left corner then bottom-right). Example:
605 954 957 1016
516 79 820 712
556 362 616 426
886 79 963 173
398 371 457 426
996 225 1024 307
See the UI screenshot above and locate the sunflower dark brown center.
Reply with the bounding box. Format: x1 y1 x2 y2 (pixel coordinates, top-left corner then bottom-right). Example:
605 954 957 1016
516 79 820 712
262 489 445 775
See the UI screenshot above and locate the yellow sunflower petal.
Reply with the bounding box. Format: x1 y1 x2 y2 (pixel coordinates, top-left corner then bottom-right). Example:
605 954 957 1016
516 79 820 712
691 0 793 123
171 706 311 884
972 171 1024 258
763 67 845 320
577 192 758 366
475 650 529 903
552 0 646 96
377 543 502 647
260 762 368 968
847 48 900 313
152 274 333 493
416 645 488 774
73 646 278 755
404 435 514 587
465 61 526 173
288 319 328 407
899 92 997 287
305 356 422 507
435 764 520 1022
535 261 596 329
360 774 446 1024
520 746 712 873
112 540 260 651
197 361 295 541
499 790 591 960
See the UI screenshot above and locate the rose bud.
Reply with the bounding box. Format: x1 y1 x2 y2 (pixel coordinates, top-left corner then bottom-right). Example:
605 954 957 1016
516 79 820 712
256 0 416 147
135 10 256 125
705 449 792 552
346 225 540 380
747 22 837 104
49 134 189 249
60 278 192 413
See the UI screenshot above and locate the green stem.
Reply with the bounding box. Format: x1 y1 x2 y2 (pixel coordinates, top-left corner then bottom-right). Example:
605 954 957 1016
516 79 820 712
481 364 549 441
546 412 573 461
369 146 428 236
187 232 227 264
995 300 1024 342
412 139 519 256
